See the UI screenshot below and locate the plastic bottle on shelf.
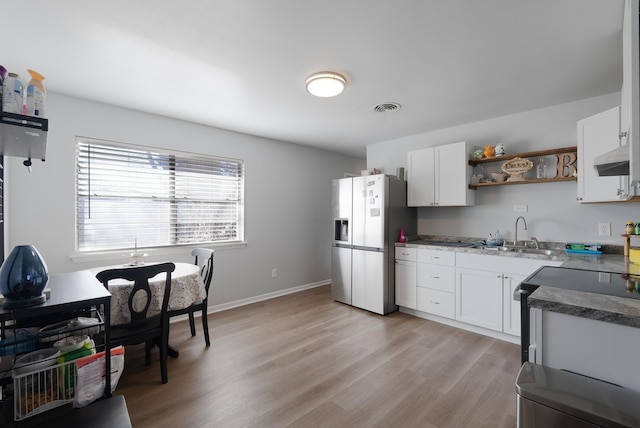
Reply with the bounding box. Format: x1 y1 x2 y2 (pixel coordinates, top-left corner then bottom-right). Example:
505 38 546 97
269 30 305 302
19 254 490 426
495 230 502 245
2 72 23 114
536 157 546 179
25 69 46 117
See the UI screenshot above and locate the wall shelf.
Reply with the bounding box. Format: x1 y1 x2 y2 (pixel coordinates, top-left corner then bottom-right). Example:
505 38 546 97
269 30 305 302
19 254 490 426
468 146 577 166
468 146 577 189
469 176 576 189
0 112 48 161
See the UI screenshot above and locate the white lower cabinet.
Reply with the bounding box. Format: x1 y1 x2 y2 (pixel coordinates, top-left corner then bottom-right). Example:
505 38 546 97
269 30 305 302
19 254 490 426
455 252 562 337
395 247 417 309
417 287 455 319
395 247 561 340
502 273 527 336
416 249 456 319
455 268 503 331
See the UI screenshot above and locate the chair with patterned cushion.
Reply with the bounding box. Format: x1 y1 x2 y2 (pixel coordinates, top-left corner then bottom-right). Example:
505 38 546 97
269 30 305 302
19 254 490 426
96 262 175 384
169 249 214 346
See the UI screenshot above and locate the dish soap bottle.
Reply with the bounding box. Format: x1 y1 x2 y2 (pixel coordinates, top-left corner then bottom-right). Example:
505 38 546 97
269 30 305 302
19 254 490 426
495 230 502 246
536 157 546 179
25 69 46 117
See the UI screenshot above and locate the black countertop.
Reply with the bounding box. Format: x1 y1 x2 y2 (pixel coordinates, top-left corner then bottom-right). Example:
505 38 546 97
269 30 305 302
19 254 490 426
522 265 640 328
522 266 640 301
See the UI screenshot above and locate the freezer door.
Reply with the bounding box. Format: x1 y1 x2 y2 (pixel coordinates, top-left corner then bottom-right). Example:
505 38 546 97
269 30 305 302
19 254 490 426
332 178 353 245
352 249 385 314
352 175 385 249
331 246 352 304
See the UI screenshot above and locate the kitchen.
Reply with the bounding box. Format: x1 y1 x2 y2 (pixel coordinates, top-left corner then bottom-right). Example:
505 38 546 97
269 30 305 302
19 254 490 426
1 0 639 426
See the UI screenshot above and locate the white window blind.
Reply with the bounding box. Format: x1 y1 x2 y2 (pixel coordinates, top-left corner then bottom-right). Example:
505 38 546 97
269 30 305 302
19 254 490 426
76 139 244 252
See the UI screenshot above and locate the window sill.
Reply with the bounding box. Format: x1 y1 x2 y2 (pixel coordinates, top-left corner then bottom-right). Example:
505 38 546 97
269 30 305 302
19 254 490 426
69 241 248 264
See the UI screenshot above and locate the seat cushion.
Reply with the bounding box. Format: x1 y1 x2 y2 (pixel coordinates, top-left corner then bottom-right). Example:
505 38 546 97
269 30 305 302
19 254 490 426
47 395 132 428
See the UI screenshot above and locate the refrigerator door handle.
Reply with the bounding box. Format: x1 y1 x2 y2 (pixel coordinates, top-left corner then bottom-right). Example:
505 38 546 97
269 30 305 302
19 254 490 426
352 245 384 252
333 243 353 249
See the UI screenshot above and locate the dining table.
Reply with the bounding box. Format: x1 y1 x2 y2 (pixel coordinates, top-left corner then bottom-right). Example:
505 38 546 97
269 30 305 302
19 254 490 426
89 262 206 357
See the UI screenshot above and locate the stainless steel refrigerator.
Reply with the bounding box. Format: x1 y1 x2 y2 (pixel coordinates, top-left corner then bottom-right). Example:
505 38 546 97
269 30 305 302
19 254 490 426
331 175 416 315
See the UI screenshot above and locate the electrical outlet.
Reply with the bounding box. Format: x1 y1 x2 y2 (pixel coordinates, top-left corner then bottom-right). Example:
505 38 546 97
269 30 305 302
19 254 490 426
271 268 277 278
598 272 611 283
513 205 528 212
598 223 611 236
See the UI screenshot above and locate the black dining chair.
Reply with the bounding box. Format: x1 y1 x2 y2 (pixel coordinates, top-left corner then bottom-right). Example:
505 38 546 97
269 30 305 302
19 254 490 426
96 262 176 384
169 249 214 346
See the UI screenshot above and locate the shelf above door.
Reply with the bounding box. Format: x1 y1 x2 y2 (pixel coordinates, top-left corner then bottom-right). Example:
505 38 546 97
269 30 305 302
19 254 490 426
0 112 48 161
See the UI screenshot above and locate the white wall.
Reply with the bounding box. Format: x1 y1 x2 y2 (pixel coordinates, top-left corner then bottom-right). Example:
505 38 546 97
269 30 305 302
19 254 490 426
367 93 637 245
5 93 365 306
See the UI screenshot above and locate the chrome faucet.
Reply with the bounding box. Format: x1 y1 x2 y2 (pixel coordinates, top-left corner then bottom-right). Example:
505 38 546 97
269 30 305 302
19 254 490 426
514 216 527 246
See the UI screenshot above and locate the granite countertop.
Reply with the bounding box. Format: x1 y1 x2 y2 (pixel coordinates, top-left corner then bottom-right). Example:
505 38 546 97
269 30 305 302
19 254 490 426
398 236 640 328
396 239 569 262
525 259 640 329
528 285 640 328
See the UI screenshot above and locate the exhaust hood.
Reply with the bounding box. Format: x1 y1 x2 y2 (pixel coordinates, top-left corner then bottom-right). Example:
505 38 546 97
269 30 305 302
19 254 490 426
593 145 630 176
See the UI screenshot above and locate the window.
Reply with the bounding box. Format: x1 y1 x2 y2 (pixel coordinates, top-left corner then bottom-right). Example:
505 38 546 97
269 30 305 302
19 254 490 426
76 139 243 252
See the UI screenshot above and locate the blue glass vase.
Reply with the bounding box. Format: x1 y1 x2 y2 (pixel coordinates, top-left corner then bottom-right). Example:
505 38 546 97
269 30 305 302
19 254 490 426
0 245 48 308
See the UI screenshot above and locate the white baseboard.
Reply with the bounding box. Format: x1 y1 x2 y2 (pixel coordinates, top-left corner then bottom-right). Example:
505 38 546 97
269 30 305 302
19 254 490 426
399 307 520 345
170 279 330 324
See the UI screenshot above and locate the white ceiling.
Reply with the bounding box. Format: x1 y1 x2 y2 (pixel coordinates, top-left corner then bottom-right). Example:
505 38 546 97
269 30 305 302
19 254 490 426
3 0 624 158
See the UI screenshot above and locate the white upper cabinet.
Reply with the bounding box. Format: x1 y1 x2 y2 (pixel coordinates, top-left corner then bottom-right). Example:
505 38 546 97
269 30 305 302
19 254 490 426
407 141 474 207
623 0 640 184
407 147 435 206
577 106 630 202
576 0 638 196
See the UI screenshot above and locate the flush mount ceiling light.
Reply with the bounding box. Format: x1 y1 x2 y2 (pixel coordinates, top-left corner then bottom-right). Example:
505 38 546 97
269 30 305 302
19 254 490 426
305 72 347 97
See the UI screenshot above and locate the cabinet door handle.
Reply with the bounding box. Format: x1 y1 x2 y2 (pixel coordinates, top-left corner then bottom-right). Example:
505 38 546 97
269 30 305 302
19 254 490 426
431 275 440 279
431 300 440 305
432 256 440 260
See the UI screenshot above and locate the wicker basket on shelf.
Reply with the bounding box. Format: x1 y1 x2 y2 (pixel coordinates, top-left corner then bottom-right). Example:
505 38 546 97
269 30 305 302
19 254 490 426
502 157 533 182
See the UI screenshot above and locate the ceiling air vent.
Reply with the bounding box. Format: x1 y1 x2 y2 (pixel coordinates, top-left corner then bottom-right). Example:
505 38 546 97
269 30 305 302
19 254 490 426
372 102 401 113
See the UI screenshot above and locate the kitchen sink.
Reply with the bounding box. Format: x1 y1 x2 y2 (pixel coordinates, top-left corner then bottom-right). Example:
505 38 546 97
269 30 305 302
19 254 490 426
497 246 563 256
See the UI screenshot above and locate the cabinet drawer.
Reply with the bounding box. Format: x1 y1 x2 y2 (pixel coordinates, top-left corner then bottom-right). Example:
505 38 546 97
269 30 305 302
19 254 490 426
418 249 455 266
417 264 455 292
417 288 455 319
395 247 417 262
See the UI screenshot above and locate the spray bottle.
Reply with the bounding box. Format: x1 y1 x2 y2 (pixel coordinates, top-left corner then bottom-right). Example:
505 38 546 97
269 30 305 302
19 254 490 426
25 69 46 117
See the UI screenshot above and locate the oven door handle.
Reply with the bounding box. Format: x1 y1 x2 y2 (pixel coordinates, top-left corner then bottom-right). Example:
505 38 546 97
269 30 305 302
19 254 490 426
514 284 523 301
519 287 532 365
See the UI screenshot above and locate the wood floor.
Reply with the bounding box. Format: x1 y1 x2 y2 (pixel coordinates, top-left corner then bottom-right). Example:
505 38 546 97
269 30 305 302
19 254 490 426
115 285 520 428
